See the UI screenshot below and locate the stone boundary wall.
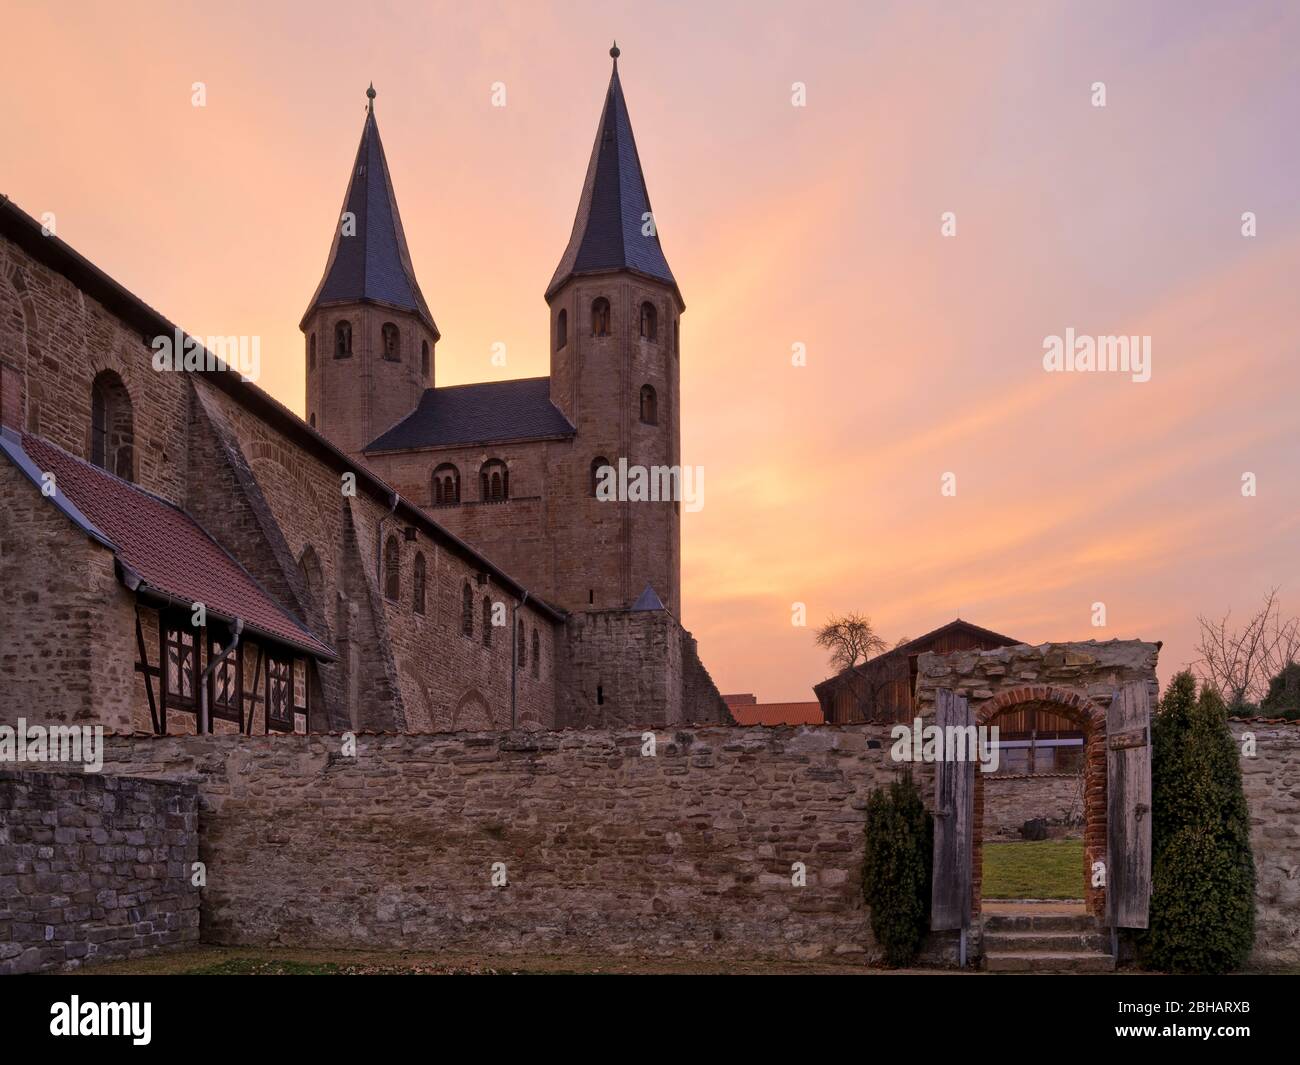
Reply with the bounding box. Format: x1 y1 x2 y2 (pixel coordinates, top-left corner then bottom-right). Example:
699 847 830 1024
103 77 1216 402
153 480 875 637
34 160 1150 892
0 768 200 974
83 727 935 964
983 774 1085 838
1231 720 1300 967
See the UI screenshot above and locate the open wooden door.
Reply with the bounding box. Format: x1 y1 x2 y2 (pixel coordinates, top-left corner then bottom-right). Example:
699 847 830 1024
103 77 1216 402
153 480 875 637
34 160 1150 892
1106 681 1153 928
931 688 974 932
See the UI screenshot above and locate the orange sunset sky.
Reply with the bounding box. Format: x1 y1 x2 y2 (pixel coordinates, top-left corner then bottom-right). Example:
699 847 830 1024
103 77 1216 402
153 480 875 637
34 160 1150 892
3 0 1297 701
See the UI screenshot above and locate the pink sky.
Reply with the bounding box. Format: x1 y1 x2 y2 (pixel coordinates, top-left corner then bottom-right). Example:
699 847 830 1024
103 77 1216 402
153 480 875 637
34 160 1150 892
4 1 1297 700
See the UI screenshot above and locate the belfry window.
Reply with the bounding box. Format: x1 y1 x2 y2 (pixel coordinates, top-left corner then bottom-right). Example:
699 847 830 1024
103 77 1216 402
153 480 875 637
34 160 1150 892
591 456 611 498
639 301 657 341
382 322 401 361
591 298 610 337
90 370 134 481
309 333 317 370
432 463 460 505
556 309 568 350
421 340 430 378
335 320 353 358
639 384 658 425
480 459 508 502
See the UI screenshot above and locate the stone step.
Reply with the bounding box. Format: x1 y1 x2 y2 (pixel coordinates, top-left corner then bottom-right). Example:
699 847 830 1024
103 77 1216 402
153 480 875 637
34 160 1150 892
983 930 1109 953
985 950 1115 973
983 913 1096 933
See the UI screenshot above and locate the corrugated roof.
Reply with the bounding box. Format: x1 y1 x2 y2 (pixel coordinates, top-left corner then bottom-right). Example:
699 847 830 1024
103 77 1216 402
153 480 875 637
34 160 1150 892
365 377 576 452
16 433 334 659
302 93 438 335
545 54 680 306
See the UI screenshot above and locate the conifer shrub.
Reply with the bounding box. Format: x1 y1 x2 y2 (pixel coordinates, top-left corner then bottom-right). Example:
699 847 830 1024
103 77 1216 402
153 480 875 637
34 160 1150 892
1138 672 1256 973
1260 662 1300 720
861 771 933 966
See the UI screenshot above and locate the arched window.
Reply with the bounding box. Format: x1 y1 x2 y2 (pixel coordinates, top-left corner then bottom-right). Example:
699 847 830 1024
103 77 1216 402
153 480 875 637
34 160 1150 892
591 456 611 498
591 297 610 337
531 629 540 678
383 535 400 601
381 322 401 361
482 597 493 647
334 320 352 357
412 553 427 615
421 339 430 378
517 619 526 670
309 333 317 370
639 301 657 341
639 384 658 425
480 459 508 502
556 308 568 350
90 370 134 481
461 583 473 636
432 463 460 505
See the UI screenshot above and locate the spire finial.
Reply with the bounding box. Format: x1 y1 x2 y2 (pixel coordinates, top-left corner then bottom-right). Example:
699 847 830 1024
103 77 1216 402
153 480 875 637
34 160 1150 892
366 82 376 112
610 40 620 61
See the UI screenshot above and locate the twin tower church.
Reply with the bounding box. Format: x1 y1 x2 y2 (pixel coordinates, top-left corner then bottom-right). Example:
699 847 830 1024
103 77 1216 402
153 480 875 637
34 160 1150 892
0 46 730 737
305 45 685 623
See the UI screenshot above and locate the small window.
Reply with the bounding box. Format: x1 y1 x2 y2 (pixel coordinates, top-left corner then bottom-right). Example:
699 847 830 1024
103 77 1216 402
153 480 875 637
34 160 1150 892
266 654 294 733
597 685 604 705
639 301 657 341
531 630 540 678
556 308 568 350
591 297 610 337
673 318 679 354
639 384 658 425
335 320 352 357
309 334 317 370
382 322 401 362
482 597 493 647
480 459 508 502
421 339 430 378
591 456 611 498
461 583 474 637
383 535 400 601
432 463 460 505
208 634 241 727
90 370 134 481
309 413 316 428
413 553 427 615
163 621 197 710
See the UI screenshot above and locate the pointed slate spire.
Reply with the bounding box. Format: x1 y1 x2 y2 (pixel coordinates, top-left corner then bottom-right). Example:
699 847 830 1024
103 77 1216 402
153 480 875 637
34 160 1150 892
546 45 681 308
631 583 665 611
301 85 438 336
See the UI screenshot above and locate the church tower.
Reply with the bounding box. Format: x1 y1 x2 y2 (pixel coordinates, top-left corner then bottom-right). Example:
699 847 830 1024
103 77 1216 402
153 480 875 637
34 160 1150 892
547 45 684 616
302 85 438 460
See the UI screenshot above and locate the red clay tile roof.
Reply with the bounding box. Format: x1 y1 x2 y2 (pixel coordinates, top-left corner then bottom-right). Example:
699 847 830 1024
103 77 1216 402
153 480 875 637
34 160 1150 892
19 433 333 659
728 701 825 726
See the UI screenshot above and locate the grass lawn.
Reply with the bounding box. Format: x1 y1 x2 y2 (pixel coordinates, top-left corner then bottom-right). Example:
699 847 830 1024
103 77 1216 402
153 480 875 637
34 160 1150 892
982 839 1085 900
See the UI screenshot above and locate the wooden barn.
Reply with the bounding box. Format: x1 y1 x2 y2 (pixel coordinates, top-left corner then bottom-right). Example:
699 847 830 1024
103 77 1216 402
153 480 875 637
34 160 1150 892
813 619 1020 725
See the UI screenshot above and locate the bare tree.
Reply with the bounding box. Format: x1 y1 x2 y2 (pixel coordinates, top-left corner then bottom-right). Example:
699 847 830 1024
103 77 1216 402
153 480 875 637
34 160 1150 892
815 612 887 672
1195 589 1300 707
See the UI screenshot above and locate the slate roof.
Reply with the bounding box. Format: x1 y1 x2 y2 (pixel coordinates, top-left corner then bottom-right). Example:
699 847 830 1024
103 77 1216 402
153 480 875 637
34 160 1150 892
546 55 681 307
631 584 665 611
365 377 576 452
13 432 334 659
301 94 438 336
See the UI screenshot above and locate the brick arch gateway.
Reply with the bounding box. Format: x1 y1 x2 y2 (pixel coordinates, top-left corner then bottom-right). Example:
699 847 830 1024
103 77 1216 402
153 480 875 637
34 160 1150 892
974 686 1109 917
914 640 1161 935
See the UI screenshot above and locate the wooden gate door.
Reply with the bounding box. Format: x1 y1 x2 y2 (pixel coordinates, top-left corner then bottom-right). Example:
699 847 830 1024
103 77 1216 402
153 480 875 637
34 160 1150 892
1106 681 1153 928
931 689 974 931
